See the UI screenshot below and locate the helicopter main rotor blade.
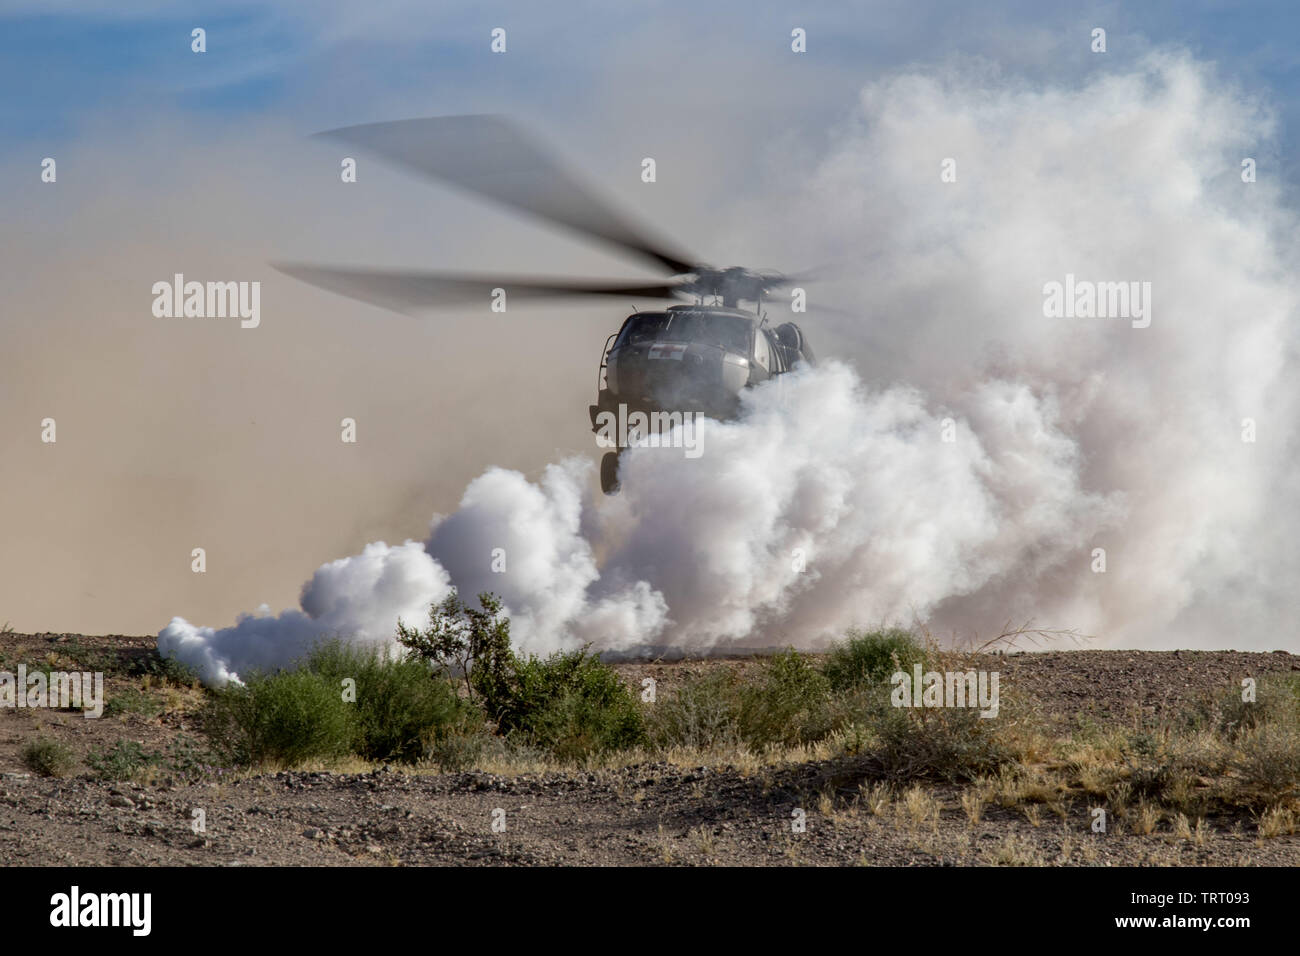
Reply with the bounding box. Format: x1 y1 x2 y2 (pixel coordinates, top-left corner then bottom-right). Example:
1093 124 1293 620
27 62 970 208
315 115 697 276
272 261 686 314
803 301 861 319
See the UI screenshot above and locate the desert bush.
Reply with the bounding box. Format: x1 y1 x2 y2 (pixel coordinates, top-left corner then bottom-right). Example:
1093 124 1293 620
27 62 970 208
823 627 928 692
502 649 645 762
1231 722 1300 802
130 650 200 687
645 670 742 751
83 736 220 783
396 590 513 715
86 740 160 781
739 649 834 749
59 636 125 676
400 595 644 763
1117 729 1182 800
201 668 356 766
426 727 493 772
21 737 75 777
1217 673 1300 740
159 734 220 780
1257 804 1299 838
872 700 1014 782
1166 674 1300 805
307 642 475 763
104 686 165 719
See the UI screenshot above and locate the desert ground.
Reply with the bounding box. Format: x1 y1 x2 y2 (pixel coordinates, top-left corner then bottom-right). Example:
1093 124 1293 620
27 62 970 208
2 630 1298 866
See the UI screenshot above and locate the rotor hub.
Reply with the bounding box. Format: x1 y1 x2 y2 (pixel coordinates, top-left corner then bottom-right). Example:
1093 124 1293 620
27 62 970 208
681 267 784 308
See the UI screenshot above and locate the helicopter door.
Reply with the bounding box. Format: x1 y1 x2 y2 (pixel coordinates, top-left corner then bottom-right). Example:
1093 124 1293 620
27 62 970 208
763 329 787 374
751 327 772 381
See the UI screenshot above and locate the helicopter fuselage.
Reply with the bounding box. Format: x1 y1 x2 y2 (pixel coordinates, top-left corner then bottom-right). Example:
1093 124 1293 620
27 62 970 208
268 114 826 498
589 304 814 492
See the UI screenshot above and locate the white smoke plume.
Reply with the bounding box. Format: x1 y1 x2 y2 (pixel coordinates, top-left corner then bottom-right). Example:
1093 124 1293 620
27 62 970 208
160 542 451 686
160 50 1300 684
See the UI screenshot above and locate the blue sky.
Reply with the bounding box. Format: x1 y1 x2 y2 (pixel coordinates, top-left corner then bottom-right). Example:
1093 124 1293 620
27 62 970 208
2 0 1298 640
5 1 1299 189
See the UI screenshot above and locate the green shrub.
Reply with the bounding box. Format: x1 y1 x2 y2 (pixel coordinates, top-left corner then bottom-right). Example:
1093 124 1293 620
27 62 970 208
201 668 356 766
396 590 513 716
823 628 927 693
739 649 834 749
104 686 165 719
60 637 124 676
199 640 491 769
503 649 645 761
398 595 644 763
131 650 200 687
160 734 218 780
22 737 75 777
646 670 742 751
872 701 1013 782
307 642 475 763
1217 673 1300 740
1231 722 1300 802
426 727 492 772
86 740 160 781
1222 678 1300 802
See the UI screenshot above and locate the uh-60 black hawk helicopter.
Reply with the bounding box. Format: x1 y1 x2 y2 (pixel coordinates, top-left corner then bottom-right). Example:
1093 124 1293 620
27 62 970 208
274 114 818 494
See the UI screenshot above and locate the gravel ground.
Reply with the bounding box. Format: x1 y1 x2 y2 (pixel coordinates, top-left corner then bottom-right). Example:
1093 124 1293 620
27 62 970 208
2 632 1298 866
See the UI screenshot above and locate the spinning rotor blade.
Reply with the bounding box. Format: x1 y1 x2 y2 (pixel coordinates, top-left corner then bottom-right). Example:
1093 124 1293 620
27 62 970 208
316 115 697 275
804 301 861 319
272 262 685 314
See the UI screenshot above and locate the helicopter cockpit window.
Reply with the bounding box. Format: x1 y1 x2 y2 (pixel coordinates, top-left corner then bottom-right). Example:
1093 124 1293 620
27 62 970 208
616 312 671 347
616 311 752 354
616 314 754 356
672 313 751 353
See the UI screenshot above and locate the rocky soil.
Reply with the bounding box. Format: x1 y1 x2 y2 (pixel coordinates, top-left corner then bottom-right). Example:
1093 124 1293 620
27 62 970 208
2 631 1298 866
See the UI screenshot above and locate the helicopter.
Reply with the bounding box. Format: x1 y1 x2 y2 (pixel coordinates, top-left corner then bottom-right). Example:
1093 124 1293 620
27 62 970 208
273 114 819 494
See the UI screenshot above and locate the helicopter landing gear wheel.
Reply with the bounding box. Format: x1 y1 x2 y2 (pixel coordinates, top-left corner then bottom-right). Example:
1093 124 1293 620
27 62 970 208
600 451 621 495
